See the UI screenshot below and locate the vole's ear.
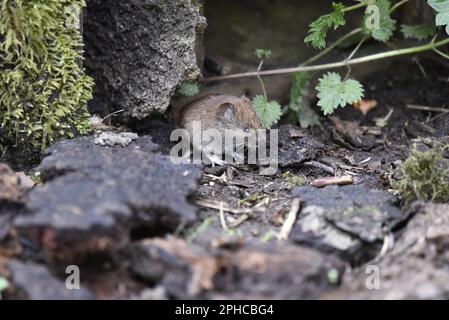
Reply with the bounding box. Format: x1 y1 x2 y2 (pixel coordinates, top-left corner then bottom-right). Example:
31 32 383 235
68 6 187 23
218 103 236 121
240 95 251 103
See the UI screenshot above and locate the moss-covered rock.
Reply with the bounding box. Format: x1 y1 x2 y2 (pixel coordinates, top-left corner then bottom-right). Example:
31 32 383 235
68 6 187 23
393 144 449 205
0 0 94 153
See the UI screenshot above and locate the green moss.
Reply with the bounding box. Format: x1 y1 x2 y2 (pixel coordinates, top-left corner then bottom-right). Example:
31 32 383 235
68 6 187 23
238 192 262 207
282 171 308 187
0 0 94 153
393 145 449 205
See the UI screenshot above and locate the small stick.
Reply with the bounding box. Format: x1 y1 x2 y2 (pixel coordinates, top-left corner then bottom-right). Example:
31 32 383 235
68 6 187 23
228 213 252 229
219 202 228 231
303 161 336 175
278 198 301 241
194 199 266 215
312 175 354 188
406 104 449 113
358 157 372 165
101 109 124 122
195 200 255 214
228 201 266 229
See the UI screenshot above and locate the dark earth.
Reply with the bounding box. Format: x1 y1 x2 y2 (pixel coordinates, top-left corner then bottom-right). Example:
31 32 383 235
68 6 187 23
1 58 449 299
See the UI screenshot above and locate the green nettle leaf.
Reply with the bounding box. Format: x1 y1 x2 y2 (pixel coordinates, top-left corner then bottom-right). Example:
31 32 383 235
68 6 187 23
289 72 320 128
428 0 449 35
252 95 282 129
305 2 346 49
177 82 200 97
316 72 364 115
363 0 396 42
401 23 437 40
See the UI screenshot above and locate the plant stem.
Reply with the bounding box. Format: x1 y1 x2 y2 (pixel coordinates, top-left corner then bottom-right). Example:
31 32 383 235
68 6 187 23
302 28 363 66
343 0 371 12
256 59 268 99
431 34 449 60
433 47 449 60
202 38 449 83
391 0 410 13
344 35 368 80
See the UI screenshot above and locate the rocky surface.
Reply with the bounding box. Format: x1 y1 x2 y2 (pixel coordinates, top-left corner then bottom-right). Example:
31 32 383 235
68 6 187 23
0 164 29 241
326 203 449 299
13 136 202 264
129 237 345 299
84 0 206 119
7 260 95 300
277 126 324 167
291 185 408 264
0 164 27 205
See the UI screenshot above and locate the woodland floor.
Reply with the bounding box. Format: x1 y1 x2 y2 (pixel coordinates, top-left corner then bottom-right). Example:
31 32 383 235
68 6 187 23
1 59 449 299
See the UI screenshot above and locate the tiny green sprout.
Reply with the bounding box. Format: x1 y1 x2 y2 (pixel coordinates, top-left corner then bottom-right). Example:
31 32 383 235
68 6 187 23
260 230 276 243
327 268 340 285
255 49 272 60
374 109 394 128
186 216 215 242
0 277 9 299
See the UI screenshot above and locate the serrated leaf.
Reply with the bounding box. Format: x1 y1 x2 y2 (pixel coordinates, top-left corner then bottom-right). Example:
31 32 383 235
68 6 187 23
255 49 272 60
305 2 346 49
401 23 436 40
316 72 364 115
363 0 396 42
428 0 449 35
252 95 282 128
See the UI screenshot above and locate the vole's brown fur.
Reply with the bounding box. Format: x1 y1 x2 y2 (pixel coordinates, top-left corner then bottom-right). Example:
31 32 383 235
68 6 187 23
178 95 262 132
175 95 262 165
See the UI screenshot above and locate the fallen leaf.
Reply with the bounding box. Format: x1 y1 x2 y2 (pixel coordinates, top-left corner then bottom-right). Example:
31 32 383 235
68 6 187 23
353 99 378 116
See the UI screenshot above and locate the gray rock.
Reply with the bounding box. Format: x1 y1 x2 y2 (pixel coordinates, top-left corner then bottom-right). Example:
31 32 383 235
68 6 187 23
94 132 138 147
329 203 449 299
0 163 27 240
8 260 95 300
14 136 201 263
128 237 345 299
291 185 406 264
84 0 206 119
277 126 324 167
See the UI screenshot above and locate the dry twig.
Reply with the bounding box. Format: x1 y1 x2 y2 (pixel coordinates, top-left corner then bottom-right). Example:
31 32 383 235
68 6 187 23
303 161 336 175
407 104 449 113
278 198 301 241
218 202 228 231
312 175 354 188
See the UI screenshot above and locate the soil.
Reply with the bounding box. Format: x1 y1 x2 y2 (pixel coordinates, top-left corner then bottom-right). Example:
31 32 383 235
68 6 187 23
1 59 449 299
